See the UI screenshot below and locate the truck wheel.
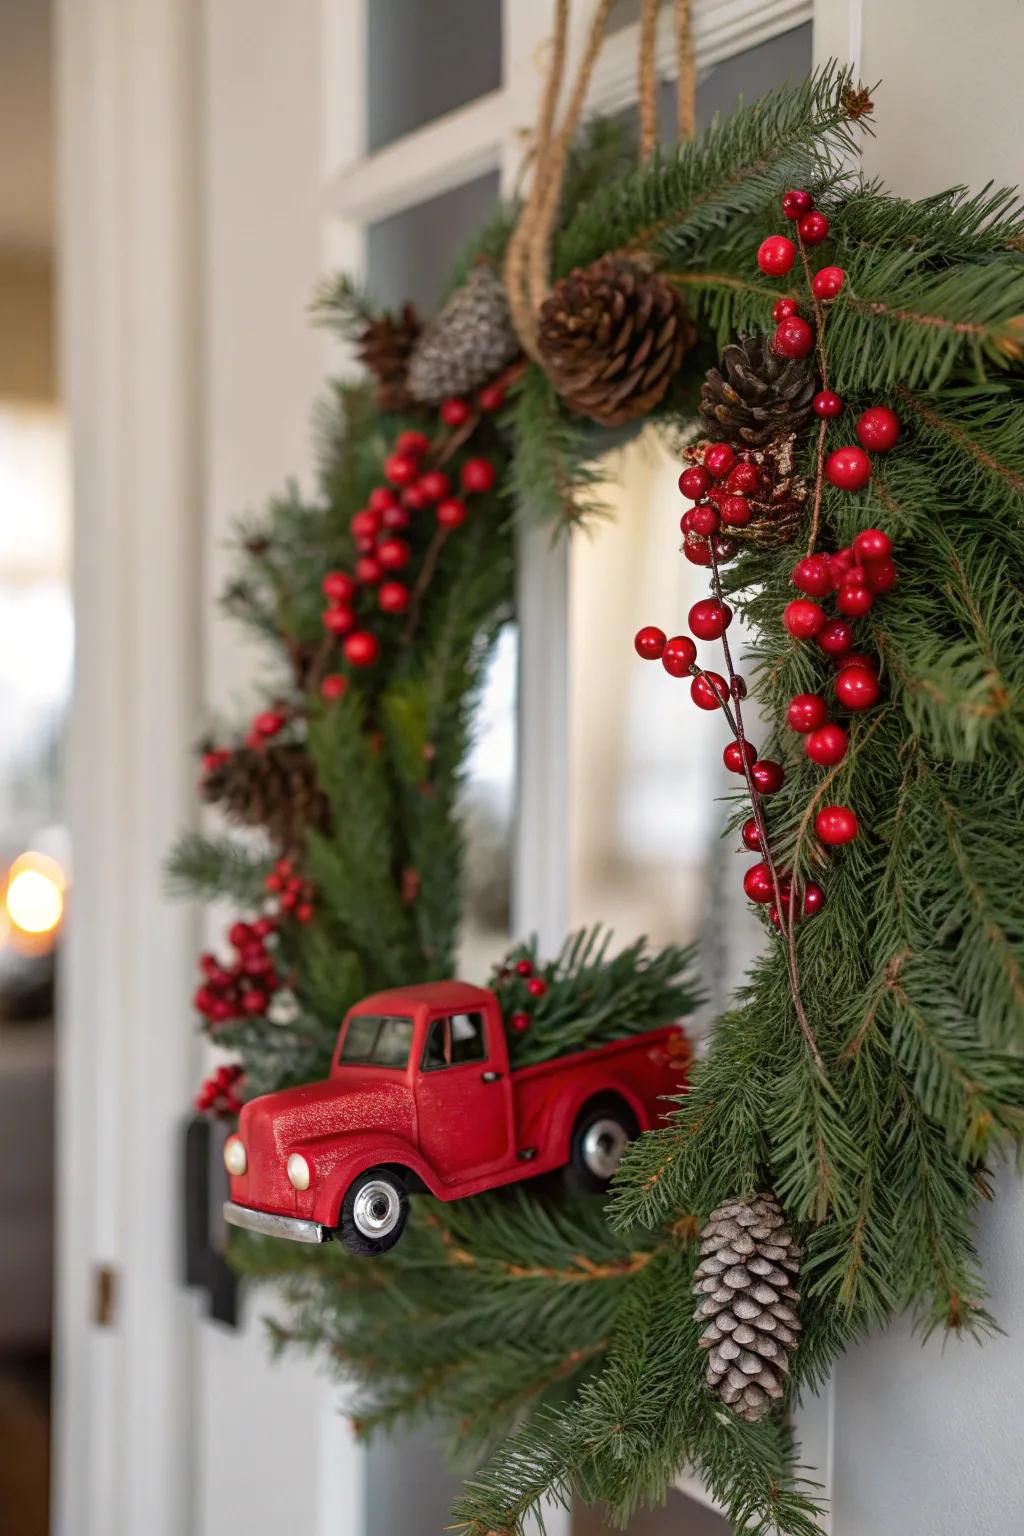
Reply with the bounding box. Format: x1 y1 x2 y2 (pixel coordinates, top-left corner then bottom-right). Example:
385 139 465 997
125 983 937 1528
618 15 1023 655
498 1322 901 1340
567 1100 638 1194
337 1169 408 1257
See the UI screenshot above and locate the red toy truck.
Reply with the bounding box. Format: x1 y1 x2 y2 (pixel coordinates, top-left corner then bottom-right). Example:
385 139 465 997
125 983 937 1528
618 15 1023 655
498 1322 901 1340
223 980 689 1255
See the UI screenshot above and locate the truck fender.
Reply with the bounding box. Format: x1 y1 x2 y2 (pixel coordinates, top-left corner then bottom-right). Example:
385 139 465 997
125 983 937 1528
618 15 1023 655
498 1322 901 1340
556 1081 648 1165
309 1133 445 1227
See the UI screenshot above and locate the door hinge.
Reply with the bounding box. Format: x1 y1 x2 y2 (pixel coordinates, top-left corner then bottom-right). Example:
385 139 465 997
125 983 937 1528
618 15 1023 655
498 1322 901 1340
93 1263 118 1327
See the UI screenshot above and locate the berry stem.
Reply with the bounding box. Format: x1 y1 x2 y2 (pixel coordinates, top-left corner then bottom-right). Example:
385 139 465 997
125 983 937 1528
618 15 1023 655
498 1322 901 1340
400 526 451 646
708 542 826 1079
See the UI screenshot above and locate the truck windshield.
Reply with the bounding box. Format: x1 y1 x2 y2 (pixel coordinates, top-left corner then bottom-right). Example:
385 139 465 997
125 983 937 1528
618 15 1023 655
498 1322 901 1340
339 1014 413 1068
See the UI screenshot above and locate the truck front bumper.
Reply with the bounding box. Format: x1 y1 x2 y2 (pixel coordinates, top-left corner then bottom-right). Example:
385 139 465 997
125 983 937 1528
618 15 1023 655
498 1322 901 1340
223 1200 331 1245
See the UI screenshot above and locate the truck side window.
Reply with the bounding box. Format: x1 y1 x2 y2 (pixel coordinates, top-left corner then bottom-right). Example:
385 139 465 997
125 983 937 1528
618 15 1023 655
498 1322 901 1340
421 1011 487 1070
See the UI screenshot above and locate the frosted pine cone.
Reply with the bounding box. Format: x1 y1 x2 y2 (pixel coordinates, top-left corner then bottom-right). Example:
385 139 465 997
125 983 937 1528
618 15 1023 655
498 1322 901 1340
407 264 519 404
693 1191 802 1423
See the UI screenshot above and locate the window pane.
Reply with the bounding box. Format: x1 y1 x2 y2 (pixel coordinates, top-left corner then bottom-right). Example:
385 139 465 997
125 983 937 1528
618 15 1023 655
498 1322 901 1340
449 1012 486 1063
367 171 501 314
340 1014 413 1066
366 0 502 152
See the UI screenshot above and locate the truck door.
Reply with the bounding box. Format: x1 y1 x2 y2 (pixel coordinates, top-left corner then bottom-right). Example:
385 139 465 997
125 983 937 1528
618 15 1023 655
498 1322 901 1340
415 1009 511 1181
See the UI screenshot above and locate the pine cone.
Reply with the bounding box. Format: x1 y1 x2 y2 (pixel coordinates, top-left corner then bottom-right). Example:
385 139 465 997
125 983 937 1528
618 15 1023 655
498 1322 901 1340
201 744 330 852
538 257 696 428
684 433 808 548
407 264 520 404
700 333 815 447
358 305 421 412
693 1191 802 1423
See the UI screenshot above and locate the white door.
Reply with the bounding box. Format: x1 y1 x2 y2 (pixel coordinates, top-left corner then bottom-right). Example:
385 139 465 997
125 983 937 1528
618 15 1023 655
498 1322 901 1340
55 4 921 1535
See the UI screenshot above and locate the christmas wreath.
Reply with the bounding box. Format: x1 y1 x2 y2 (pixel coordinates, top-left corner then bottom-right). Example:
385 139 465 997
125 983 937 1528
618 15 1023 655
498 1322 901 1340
170 55 1024 1536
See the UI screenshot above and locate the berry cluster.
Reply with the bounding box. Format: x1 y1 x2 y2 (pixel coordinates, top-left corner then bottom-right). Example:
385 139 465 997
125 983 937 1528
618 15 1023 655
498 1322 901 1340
264 856 315 922
319 412 498 677
678 444 755 563
494 956 549 1034
193 916 282 1027
194 1062 244 1116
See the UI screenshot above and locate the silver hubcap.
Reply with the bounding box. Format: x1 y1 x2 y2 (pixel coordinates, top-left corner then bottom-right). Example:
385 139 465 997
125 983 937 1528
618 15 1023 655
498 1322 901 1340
352 1179 402 1238
581 1117 628 1179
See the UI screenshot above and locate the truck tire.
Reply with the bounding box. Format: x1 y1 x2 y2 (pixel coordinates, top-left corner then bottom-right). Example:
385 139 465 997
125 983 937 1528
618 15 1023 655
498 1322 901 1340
567 1099 638 1194
337 1168 408 1257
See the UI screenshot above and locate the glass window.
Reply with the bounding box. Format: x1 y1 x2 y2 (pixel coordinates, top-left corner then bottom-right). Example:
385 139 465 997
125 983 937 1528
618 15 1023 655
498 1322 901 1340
339 1014 414 1067
421 1012 486 1071
367 171 501 314
366 0 502 152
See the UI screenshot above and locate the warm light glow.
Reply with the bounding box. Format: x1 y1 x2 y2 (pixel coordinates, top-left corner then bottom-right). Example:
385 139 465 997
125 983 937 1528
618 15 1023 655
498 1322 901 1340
5 851 66 936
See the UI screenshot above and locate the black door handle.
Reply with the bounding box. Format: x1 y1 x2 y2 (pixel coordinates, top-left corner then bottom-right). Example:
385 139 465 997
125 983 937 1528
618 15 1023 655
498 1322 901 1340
481 1070 503 1083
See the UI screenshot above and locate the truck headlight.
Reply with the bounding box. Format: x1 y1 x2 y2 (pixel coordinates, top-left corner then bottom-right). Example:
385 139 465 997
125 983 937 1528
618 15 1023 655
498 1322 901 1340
224 1136 247 1176
287 1153 311 1191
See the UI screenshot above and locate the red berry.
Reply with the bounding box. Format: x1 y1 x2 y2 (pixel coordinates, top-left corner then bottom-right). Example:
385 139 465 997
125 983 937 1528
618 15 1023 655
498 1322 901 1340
805 723 848 766
379 581 410 614
772 296 799 322
853 527 893 562
323 604 356 635
343 631 379 667
835 664 880 711
415 469 448 503
703 443 736 479
786 693 828 733
320 673 348 701
350 508 379 540
661 634 698 677
377 537 411 571
712 535 738 564
527 976 547 998
725 461 760 495
835 650 877 674
757 235 797 275
811 265 845 299
634 625 666 661
479 382 506 412
825 446 871 490
836 584 874 617
813 389 843 418
864 557 897 593
741 818 762 851
815 805 859 845
679 465 711 498
683 537 713 567
437 496 467 529
510 1011 531 1033
381 503 411 531
355 555 382 585
817 619 854 656
783 599 827 639
751 759 785 794
690 671 728 710
791 554 833 597
461 458 496 494
396 430 429 458
782 189 813 220
773 316 815 359
855 407 900 453
743 862 775 904
322 570 356 603
254 709 286 738
401 483 428 512
801 881 826 915
241 988 268 1016
797 210 830 245
295 902 315 925
228 921 252 949
720 494 750 527
441 397 471 427
688 598 732 640
368 486 397 513
723 740 757 775
690 504 721 535
384 452 418 486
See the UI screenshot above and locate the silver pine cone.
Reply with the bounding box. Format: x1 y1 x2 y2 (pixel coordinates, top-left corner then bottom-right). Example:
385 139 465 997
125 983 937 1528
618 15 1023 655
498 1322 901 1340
693 1191 802 1423
407 264 520 404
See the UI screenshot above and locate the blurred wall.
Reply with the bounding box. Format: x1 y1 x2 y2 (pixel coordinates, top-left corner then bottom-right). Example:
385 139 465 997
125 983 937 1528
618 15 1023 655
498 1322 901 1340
0 256 55 400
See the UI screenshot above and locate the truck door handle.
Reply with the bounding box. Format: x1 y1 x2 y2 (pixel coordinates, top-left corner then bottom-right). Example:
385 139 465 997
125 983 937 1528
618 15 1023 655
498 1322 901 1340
481 1070 503 1083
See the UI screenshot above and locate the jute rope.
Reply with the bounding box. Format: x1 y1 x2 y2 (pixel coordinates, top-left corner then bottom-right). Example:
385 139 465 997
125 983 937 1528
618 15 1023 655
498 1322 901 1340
504 0 698 358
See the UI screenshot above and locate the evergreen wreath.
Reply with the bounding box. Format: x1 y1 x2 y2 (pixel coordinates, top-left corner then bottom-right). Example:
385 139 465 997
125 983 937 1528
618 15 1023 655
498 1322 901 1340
170 64 1024 1535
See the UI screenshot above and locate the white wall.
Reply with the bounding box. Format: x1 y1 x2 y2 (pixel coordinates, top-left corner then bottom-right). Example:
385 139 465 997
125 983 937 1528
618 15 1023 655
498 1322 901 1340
814 3 1024 1530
